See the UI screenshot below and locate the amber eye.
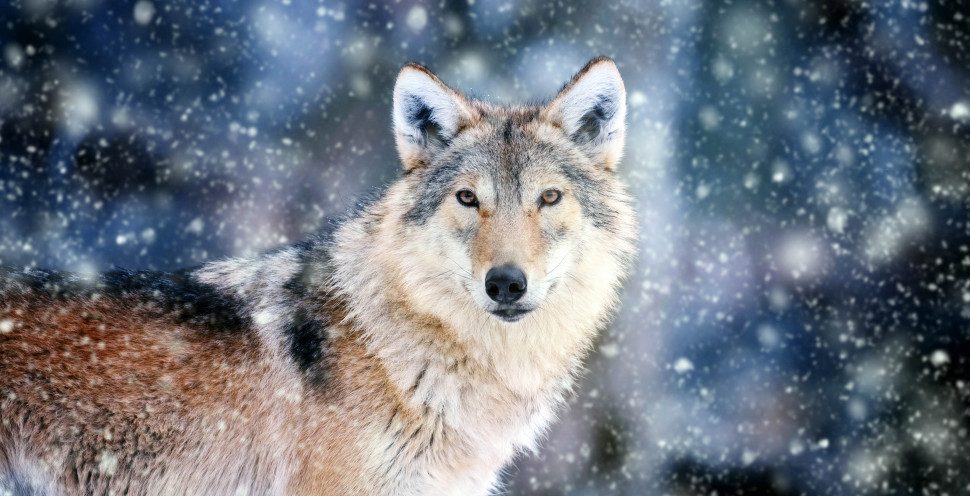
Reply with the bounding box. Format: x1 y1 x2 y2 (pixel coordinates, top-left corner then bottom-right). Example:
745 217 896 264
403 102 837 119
540 189 562 206
456 189 478 207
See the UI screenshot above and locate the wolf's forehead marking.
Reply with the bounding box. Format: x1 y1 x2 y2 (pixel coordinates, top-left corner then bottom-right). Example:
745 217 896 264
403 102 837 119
404 114 537 223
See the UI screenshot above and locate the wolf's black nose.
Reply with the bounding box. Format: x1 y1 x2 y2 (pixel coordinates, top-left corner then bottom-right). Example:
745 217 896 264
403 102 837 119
485 265 527 303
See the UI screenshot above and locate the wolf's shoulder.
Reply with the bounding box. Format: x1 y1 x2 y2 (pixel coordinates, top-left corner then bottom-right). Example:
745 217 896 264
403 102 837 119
0 236 342 386
193 238 341 386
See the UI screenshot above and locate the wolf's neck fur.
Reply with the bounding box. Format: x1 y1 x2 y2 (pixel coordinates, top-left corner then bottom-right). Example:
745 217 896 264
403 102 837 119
328 184 633 446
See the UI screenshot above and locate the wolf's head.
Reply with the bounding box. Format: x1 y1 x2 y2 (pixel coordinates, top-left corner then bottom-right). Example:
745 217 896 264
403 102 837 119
336 57 636 350
378 56 636 331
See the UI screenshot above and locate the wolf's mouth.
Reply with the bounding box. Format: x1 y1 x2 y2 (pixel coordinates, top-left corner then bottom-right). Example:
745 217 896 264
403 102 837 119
490 307 532 323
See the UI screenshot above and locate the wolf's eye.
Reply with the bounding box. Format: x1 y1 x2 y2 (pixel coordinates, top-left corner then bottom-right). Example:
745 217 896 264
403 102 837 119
456 189 478 207
540 189 562 207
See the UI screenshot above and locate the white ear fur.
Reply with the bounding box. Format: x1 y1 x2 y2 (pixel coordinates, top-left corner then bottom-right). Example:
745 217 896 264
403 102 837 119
392 64 474 170
544 57 627 170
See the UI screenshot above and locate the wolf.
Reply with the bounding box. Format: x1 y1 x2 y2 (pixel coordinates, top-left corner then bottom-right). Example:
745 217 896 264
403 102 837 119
0 56 637 495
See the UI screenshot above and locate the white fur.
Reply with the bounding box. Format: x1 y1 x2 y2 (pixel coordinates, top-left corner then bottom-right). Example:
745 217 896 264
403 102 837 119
392 66 474 166
393 68 459 135
0 450 63 495
546 60 627 169
196 249 304 356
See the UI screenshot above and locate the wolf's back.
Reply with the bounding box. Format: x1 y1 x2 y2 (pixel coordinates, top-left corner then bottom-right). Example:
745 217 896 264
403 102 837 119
0 268 285 495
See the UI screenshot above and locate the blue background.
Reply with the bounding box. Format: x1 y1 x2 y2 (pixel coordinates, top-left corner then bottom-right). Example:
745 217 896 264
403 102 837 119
2 1 970 494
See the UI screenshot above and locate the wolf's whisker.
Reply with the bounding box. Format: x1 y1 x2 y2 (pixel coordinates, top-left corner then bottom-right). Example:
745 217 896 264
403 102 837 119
545 247 576 278
428 266 475 284
442 254 474 278
440 267 475 282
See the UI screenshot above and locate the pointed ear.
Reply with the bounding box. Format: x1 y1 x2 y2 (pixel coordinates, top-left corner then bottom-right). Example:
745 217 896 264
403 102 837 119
392 64 477 171
542 57 627 171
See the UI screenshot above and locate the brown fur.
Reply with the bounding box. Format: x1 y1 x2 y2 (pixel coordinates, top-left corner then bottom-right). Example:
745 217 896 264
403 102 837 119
0 292 287 494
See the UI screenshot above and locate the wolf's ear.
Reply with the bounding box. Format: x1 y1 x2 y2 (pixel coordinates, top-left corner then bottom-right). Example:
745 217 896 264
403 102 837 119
392 64 477 171
542 57 627 171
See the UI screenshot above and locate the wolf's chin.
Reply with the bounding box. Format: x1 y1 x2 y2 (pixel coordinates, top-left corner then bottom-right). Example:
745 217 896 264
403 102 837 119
490 306 533 323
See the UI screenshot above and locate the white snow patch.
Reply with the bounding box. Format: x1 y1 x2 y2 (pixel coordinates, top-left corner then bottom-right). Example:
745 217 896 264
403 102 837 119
743 172 759 190
406 6 428 32
929 350 950 367
443 13 463 36
771 160 791 183
254 310 277 326
848 398 867 420
60 82 100 136
712 57 734 82
767 286 790 311
98 450 119 475
4 43 24 68
863 197 930 264
826 207 848 234
455 52 487 82
673 357 694 374
757 324 780 348
75 262 99 281
695 182 711 199
599 342 620 358
777 232 826 279
186 217 205 234
629 90 647 107
698 106 721 130
949 101 969 121
0 319 14 334
133 1 156 26
801 132 821 154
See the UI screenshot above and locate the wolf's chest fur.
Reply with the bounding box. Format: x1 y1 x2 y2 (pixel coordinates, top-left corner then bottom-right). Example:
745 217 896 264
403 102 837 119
0 57 636 495
193 246 576 495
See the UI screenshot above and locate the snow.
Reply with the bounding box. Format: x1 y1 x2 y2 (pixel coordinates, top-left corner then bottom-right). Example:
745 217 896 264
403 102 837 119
672 358 694 374
3 43 24 68
405 6 428 33
133 1 155 26
98 450 119 476
930 350 950 367
949 101 969 121
186 218 205 235
2 1 969 494
59 82 99 137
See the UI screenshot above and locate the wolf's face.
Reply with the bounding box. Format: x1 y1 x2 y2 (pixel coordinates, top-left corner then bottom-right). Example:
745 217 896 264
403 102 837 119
388 58 633 326
416 128 588 323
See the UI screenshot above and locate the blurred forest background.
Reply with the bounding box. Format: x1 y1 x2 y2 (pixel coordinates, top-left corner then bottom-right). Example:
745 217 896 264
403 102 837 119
2 0 970 494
